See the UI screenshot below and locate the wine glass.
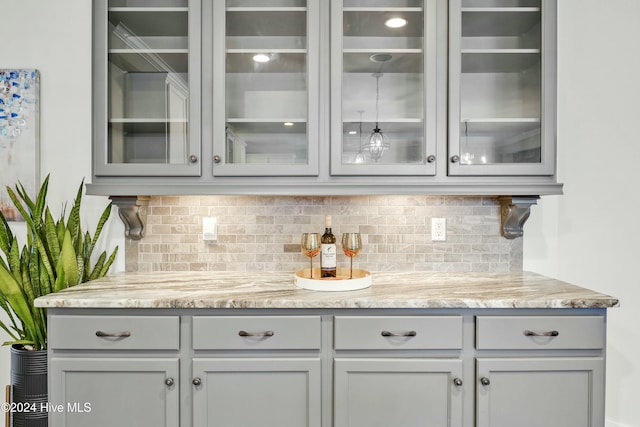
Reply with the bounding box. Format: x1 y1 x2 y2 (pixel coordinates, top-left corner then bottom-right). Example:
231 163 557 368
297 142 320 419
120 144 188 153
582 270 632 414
301 233 320 278
341 233 362 279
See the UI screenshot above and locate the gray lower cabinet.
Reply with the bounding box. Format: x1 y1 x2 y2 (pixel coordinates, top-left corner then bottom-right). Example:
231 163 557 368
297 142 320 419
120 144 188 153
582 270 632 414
476 358 604 427
49 358 179 427
192 358 321 427
47 309 607 427
334 358 463 427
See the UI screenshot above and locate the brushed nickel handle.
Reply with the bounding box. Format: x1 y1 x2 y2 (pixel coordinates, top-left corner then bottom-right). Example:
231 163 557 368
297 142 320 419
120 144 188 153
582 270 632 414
426 154 436 163
524 330 559 337
480 377 490 386
450 155 460 163
239 330 274 337
192 378 201 386
453 378 463 387
381 330 417 337
213 155 221 164
165 378 174 387
96 331 131 338
189 155 198 163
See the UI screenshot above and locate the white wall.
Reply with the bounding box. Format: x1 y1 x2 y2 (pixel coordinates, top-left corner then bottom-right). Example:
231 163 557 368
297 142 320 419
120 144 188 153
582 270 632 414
0 0 125 392
1 0 639 425
524 1 640 426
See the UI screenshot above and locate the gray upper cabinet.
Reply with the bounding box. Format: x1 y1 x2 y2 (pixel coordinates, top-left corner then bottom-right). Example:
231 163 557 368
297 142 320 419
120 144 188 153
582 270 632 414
89 0 561 195
211 0 320 176
448 0 556 176
330 0 439 176
93 0 201 176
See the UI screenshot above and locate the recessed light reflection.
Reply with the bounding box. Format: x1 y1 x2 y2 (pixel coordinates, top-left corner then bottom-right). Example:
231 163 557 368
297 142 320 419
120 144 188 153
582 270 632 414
348 130 357 135
385 17 407 28
253 54 271 63
283 122 294 127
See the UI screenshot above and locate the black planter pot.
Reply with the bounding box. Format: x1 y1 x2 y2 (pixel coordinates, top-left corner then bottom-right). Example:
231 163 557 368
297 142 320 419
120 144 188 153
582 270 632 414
10 345 48 427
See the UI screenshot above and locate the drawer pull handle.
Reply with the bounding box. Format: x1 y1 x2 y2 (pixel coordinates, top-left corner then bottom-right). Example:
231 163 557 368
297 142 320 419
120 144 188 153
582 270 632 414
524 330 559 337
95 331 131 338
381 330 417 337
238 330 274 337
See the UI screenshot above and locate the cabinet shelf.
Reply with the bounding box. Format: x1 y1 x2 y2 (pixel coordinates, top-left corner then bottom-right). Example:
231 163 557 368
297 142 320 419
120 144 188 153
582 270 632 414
462 8 540 37
226 52 306 73
226 10 306 37
343 51 422 73
108 9 187 37
462 50 539 73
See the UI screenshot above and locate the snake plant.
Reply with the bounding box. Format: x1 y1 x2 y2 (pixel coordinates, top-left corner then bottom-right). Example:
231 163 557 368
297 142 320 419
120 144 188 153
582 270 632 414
0 175 118 350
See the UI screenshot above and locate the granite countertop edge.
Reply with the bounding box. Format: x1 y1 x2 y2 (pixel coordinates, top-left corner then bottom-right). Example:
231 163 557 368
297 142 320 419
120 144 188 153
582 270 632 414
34 271 620 310
35 271 619 309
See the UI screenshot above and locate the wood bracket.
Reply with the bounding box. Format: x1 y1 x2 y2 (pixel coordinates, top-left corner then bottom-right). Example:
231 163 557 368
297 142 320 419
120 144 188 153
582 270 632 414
499 196 539 239
109 196 150 240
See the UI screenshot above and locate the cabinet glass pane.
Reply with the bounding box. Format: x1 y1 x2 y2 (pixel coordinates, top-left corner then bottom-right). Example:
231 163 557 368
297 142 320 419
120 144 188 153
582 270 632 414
107 1 190 165
340 0 425 166
225 2 309 165
458 1 542 165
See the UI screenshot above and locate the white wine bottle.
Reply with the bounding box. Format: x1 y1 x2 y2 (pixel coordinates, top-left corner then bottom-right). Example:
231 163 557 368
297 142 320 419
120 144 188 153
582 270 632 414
321 215 337 278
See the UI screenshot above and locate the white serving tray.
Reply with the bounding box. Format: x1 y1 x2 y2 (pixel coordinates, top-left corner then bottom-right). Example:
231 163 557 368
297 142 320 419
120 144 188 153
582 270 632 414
294 268 372 292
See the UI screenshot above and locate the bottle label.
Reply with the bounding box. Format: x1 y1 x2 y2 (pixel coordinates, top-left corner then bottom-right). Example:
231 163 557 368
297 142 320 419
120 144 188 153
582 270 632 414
321 244 337 269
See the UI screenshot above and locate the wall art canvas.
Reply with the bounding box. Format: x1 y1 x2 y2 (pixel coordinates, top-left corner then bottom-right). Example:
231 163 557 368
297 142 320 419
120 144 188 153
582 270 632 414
0 69 39 221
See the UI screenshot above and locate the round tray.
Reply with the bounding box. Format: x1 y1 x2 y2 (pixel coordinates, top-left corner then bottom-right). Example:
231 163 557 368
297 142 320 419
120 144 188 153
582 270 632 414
294 268 372 292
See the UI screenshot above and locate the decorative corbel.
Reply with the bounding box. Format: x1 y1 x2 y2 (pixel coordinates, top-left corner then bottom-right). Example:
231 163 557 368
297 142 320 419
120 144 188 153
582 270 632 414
109 196 150 240
499 196 539 239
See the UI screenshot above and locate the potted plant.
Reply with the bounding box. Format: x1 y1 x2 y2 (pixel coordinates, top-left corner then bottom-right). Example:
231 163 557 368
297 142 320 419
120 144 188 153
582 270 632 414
0 175 118 426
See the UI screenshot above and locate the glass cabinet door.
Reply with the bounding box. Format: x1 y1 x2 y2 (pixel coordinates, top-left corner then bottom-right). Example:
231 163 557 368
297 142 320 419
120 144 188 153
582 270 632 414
94 0 201 176
331 0 438 175
448 0 556 176
212 0 319 176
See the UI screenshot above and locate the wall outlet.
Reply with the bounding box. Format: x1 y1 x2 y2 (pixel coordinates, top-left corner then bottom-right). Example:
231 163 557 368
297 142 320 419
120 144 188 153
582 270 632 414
431 218 446 241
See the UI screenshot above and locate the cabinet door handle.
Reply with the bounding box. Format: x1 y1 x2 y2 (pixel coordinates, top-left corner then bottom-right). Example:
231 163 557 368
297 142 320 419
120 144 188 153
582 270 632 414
453 378 463 387
450 155 460 163
426 154 436 163
95 331 131 338
381 330 417 337
192 378 201 386
165 378 174 387
238 330 274 337
189 155 198 163
524 330 559 337
213 155 221 164
480 377 490 386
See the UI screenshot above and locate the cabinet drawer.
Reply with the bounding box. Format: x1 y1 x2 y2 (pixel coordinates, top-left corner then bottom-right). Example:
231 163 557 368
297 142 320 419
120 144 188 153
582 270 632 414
193 316 321 350
334 316 463 350
476 316 605 350
49 315 180 350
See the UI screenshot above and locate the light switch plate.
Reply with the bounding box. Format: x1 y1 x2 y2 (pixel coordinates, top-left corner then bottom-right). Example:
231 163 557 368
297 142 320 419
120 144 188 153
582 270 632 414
431 218 446 241
203 217 218 242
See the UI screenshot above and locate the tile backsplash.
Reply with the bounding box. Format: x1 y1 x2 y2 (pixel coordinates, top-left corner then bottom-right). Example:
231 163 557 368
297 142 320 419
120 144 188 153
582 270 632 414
129 195 523 273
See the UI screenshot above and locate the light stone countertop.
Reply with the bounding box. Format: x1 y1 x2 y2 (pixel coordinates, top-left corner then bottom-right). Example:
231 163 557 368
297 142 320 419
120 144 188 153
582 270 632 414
34 271 619 309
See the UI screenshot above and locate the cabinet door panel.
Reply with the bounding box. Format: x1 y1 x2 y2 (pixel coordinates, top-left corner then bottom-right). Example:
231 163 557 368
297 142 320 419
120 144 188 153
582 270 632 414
193 358 321 427
448 0 556 175
94 0 202 176
49 357 179 427
212 0 320 176
334 358 463 427
331 0 440 175
476 357 604 427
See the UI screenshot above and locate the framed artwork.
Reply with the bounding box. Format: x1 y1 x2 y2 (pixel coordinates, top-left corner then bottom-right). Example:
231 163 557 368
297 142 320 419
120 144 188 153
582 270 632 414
0 69 39 221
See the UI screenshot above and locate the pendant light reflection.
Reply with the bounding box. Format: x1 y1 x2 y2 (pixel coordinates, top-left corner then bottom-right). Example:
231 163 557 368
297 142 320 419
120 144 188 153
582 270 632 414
363 64 390 162
353 110 366 164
